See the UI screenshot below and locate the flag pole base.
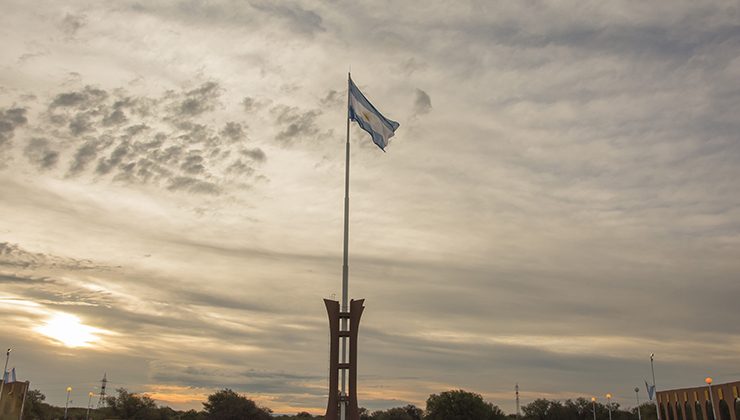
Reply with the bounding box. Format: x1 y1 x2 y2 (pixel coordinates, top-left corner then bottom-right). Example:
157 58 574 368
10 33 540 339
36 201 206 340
324 298 364 420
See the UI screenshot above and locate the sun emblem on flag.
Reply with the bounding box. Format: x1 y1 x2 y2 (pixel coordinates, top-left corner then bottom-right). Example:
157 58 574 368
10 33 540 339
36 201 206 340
362 111 372 121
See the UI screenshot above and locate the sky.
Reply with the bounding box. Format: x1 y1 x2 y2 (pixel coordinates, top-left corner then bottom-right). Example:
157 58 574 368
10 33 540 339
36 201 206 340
1 0 740 415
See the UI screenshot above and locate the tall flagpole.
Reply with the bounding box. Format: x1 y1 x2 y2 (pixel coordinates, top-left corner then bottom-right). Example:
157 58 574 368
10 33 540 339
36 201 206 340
651 353 660 420
340 71 351 420
0 348 10 406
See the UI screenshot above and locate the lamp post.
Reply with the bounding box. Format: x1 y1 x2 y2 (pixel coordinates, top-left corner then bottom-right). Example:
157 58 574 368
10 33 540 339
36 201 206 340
606 394 613 420
592 397 597 420
0 348 10 407
635 387 642 420
87 391 94 420
651 353 660 420
705 377 718 420
64 386 72 420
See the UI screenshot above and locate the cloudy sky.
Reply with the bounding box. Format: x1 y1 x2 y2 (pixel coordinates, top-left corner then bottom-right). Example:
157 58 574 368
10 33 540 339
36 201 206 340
1 0 740 414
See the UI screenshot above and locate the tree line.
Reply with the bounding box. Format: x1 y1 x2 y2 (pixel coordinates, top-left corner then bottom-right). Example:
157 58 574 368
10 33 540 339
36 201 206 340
21 387 658 420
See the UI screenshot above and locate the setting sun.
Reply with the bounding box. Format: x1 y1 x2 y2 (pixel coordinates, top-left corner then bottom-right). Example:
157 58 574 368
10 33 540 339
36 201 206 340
35 312 103 348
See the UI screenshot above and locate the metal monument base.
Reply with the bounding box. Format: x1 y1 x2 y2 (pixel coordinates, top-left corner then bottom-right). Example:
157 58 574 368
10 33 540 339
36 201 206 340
324 298 364 420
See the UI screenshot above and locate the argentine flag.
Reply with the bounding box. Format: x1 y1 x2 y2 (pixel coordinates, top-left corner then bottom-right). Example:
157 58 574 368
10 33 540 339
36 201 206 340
349 77 400 151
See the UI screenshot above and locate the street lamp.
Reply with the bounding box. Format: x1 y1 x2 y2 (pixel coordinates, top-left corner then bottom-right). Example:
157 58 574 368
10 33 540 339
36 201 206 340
592 397 597 420
606 394 613 420
64 386 72 420
87 391 94 420
0 348 10 406
705 377 718 420
635 387 642 420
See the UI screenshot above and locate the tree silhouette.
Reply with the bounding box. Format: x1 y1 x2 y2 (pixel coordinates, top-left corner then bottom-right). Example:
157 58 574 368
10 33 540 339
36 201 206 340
202 388 272 420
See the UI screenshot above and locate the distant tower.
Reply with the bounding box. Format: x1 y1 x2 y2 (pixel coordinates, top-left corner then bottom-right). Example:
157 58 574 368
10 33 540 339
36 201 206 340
97 373 107 407
516 383 521 419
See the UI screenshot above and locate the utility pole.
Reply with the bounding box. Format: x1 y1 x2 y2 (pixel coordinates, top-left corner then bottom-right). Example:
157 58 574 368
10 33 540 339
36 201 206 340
97 373 107 407
516 383 521 420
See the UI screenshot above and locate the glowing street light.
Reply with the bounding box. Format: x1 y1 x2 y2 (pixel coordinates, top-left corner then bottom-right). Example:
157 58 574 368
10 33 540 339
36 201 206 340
64 386 72 420
705 377 718 420
592 397 597 420
87 391 95 420
635 387 642 420
606 393 613 420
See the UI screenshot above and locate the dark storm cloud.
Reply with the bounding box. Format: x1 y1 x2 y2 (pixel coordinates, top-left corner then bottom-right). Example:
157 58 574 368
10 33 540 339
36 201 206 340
0 279 109 315
180 152 206 174
320 90 342 108
0 273 48 287
225 159 254 176
413 88 432 115
124 0 324 37
471 21 740 60
125 123 150 137
20 81 268 194
219 121 246 142
103 107 127 126
96 141 131 175
154 144 184 164
59 13 86 37
249 1 324 35
0 107 28 146
176 82 221 117
23 137 59 169
49 86 107 109
18 52 46 64
150 363 324 395
174 289 275 313
167 176 221 195
68 136 114 174
241 97 257 112
113 157 171 185
0 242 106 271
241 147 266 162
15 280 113 308
175 122 217 146
272 105 321 145
69 111 95 135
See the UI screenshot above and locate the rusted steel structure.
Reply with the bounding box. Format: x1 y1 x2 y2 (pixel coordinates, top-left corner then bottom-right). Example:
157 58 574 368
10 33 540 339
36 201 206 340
657 381 740 420
0 380 30 420
324 298 365 420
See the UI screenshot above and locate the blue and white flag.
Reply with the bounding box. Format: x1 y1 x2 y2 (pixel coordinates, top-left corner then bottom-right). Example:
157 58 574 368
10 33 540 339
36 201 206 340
645 381 656 401
349 77 400 151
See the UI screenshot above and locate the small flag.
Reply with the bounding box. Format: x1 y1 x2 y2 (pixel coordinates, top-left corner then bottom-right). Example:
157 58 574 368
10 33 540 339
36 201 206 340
646 381 656 401
10 367 15 383
348 77 400 151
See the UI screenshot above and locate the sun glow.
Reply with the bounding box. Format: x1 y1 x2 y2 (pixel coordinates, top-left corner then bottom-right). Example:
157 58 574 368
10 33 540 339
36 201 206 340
35 312 103 348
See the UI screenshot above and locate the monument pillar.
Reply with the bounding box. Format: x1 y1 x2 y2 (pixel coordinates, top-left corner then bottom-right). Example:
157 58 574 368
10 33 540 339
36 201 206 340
324 298 364 420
